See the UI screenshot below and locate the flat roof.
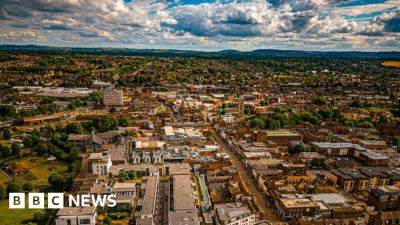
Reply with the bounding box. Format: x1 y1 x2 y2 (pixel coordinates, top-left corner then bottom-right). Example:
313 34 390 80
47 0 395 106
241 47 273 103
359 140 386 146
311 142 354 149
264 130 300 137
164 126 174 136
141 176 158 217
136 217 154 225
113 182 136 189
169 210 200 225
280 198 318 208
167 163 191 176
56 206 96 216
172 175 196 211
215 203 252 222
311 193 348 205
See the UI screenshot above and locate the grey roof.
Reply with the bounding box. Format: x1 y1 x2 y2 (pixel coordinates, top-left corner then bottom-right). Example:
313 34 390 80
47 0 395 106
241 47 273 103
172 175 196 211
142 176 158 217
311 193 348 205
169 210 200 225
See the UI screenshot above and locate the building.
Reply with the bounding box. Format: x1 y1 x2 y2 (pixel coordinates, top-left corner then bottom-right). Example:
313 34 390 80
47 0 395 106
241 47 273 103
168 173 199 225
215 203 256 225
358 140 387 150
368 211 400 225
169 210 200 225
256 130 303 146
171 175 196 211
331 168 392 192
275 196 319 220
311 142 354 156
368 186 400 211
88 152 112 175
136 176 158 225
68 131 120 152
110 182 136 197
353 149 389 167
279 163 307 176
103 89 124 106
55 207 97 225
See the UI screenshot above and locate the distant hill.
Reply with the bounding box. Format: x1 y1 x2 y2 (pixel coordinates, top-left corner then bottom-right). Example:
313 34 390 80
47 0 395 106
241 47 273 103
0 45 399 59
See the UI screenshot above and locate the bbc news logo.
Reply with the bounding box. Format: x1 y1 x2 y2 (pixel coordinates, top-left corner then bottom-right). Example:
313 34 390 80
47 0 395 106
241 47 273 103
9 193 117 209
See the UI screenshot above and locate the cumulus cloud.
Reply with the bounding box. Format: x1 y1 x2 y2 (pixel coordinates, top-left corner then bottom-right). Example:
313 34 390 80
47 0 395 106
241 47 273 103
0 0 398 50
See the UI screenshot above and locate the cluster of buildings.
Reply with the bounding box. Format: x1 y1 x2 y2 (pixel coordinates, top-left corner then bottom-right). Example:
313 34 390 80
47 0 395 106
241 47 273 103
5 81 400 225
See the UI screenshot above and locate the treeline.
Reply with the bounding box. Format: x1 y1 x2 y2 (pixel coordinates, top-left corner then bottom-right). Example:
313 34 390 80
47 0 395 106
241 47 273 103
65 115 131 134
244 107 342 130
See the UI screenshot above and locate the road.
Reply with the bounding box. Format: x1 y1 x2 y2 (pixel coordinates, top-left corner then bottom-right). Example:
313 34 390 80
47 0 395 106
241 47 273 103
71 155 88 193
211 127 281 223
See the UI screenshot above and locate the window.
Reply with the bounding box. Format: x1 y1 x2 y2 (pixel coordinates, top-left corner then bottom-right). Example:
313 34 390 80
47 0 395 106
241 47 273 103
79 218 91 224
67 220 71 225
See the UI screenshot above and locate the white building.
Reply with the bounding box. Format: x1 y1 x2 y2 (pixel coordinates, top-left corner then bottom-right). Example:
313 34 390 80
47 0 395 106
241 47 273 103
215 203 256 225
88 152 112 175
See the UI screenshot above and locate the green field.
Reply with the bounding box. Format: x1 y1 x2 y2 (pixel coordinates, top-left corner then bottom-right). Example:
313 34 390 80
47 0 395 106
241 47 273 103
0 200 39 225
6 155 69 188
0 170 11 185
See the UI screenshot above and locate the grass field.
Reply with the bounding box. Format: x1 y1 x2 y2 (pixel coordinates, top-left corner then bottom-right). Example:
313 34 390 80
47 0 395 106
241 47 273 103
382 61 400 68
0 139 11 148
6 155 69 188
0 170 11 185
0 200 39 225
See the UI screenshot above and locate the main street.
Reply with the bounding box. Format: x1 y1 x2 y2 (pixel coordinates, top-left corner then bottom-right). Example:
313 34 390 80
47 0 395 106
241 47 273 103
211 126 282 223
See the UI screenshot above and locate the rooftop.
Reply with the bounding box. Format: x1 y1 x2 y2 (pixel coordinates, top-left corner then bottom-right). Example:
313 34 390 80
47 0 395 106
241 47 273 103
169 210 200 225
215 203 252 222
172 175 196 211
56 206 96 217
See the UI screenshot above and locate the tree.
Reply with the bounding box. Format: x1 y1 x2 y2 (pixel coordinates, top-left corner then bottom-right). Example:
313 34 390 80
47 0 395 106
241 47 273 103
11 142 21 157
90 91 102 103
67 147 79 162
103 216 112 225
2 128 11 139
392 136 400 145
0 105 16 118
288 144 308 155
0 184 6 200
33 210 46 222
118 171 129 182
350 99 362 108
48 172 64 190
23 182 34 191
313 97 326 105
128 170 139 179
0 144 11 158
23 136 34 148
118 116 131 127
33 143 48 155
7 181 23 193
260 96 269 106
66 122 84 134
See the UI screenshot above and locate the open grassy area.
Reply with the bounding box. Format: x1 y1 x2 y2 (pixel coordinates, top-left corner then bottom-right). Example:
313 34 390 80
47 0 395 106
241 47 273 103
0 200 39 225
0 139 12 148
382 61 400 68
0 170 11 185
6 155 69 188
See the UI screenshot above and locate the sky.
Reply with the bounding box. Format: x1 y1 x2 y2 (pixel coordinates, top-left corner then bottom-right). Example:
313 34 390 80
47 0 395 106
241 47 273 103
0 0 399 51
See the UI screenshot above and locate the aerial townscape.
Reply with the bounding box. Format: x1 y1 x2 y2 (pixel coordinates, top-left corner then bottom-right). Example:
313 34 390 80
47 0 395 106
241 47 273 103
0 0 399 224
0 48 399 225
